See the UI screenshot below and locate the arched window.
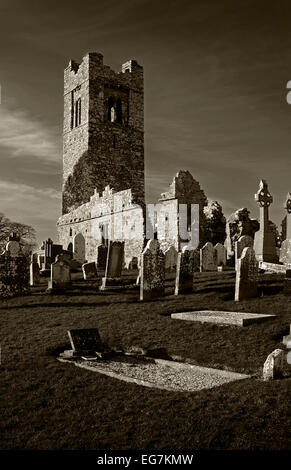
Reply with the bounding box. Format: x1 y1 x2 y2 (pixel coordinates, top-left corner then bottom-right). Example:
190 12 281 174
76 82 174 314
116 98 122 123
78 98 81 125
100 223 109 247
108 97 115 122
75 98 81 127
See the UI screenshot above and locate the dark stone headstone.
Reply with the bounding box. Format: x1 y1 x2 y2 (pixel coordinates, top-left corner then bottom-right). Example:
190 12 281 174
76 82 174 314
140 239 165 301
97 244 108 269
235 247 258 301
175 248 194 295
68 328 104 353
82 262 98 280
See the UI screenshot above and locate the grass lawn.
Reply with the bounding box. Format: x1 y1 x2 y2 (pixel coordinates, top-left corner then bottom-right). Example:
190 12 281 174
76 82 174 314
0 272 290 450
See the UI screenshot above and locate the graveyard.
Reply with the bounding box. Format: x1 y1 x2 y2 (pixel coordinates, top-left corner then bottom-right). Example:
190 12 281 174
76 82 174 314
0 259 290 450
1 47 290 454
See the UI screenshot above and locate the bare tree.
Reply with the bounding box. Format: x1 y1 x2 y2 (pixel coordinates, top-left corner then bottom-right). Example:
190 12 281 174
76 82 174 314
0 212 37 253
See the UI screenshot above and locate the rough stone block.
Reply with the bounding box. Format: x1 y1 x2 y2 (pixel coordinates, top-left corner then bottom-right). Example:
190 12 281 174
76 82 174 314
171 310 276 326
263 349 285 381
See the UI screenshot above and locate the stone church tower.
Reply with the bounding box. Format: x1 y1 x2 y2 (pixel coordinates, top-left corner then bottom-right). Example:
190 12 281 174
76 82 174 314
62 52 145 215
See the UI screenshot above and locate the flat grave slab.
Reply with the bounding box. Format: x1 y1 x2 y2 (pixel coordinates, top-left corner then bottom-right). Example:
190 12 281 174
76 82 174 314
58 356 250 392
171 310 277 326
259 261 290 273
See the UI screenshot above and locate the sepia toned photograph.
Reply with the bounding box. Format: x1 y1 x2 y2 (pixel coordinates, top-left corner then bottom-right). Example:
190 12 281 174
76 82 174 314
0 0 290 464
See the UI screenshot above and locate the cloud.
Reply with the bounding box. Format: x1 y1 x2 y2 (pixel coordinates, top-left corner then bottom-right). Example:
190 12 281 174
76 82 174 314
0 104 60 162
0 179 61 242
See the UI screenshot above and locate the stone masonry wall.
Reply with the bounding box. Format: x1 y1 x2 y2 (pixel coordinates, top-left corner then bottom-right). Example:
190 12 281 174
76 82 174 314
58 186 144 267
62 52 145 215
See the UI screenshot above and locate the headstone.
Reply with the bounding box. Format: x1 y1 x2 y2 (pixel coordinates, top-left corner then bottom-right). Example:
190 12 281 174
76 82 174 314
214 243 227 267
73 233 86 263
0 242 30 298
165 246 178 272
30 258 40 286
105 241 124 278
47 254 71 291
283 269 291 295
68 328 104 353
235 247 258 301
200 242 216 272
37 254 44 269
31 253 38 263
97 244 108 270
235 235 254 270
101 241 124 290
82 262 98 280
263 349 285 381
128 257 138 270
175 247 194 295
193 249 200 272
283 325 291 346
140 239 165 301
254 180 278 263
280 193 291 265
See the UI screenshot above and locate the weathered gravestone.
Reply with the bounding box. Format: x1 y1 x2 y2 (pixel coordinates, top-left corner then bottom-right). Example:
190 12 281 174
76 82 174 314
235 235 254 271
101 241 124 289
30 256 40 286
214 243 227 267
200 242 217 272
0 238 30 298
192 249 200 272
128 256 138 270
73 233 86 263
140 239 165 301
263 349 285 381
175 247 194 295
254 180 278 263
165 246 178 272
82 262 98 280
280 193 291 265
235 247 258 301
97 244 108 270
47 254 71 291
283 324 291 346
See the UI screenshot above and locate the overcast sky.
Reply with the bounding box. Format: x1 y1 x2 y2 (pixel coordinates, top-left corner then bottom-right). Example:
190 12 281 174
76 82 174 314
1 0 291 243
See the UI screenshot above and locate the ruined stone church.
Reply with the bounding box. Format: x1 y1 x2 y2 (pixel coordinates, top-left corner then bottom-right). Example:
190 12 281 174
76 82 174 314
57 52 217 266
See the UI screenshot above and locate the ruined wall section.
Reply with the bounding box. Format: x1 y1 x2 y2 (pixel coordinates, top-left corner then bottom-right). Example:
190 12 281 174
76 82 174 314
57 186 144 266
159 170 208 249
